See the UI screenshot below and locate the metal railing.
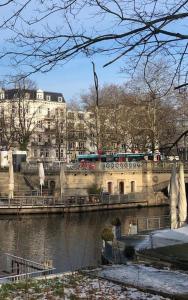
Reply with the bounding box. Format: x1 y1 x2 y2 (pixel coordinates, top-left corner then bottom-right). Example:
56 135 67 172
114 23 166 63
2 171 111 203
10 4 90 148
0 268 55 283
120 215 170 236
0 193 150 208
136 215 170 233
20 160 188 174
0 253 55 283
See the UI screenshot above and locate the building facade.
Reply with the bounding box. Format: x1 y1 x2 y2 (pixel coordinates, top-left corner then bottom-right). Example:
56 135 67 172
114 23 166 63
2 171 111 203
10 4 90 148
0 88 96 162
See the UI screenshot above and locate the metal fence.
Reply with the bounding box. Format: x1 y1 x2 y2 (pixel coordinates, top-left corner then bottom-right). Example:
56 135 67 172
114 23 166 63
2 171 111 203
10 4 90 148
136 215 170 233
0 253 55 283
0 192 149 207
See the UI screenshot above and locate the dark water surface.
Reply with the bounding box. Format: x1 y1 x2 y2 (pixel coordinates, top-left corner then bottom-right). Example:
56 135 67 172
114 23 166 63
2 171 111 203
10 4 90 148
0 206 168 272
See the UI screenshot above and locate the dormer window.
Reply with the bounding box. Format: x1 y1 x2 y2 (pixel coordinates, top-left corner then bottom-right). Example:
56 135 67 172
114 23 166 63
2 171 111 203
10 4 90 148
25 92 30 99
0 92 5 100
0 90 4 100
36 89 44 100
46 95 51 101
58 97 62 102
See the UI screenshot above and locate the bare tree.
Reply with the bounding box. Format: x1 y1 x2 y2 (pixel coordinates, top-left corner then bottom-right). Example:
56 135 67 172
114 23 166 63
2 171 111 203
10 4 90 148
4 76 40 150
1 1 188 88
49 108 67 161
0 106 16 149
82 75 178 153
82 84 135 151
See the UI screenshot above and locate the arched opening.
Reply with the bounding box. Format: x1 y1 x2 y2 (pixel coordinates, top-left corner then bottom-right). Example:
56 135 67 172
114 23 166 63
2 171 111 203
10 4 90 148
131 181 136 193
107 182 112 194
119 181 124 194
49 180 56 195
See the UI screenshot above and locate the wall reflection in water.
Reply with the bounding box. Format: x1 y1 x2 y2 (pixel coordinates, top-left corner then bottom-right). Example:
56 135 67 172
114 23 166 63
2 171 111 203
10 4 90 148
0 206 168 272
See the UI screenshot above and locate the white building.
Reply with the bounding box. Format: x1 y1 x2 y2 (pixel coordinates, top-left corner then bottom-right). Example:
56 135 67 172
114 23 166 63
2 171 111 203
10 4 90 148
0 88 96 162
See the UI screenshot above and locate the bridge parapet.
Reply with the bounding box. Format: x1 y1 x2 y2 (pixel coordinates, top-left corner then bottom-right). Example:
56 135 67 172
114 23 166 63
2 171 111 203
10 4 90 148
20 161 188 174
151 161 188 173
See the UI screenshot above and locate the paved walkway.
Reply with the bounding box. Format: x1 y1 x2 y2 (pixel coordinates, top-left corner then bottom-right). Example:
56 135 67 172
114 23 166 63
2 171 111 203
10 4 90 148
95 264 188 299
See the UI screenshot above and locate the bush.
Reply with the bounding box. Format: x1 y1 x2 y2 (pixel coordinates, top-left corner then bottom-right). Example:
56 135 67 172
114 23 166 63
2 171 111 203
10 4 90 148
101 227 114 241
88 184 102 195
123 245 135 259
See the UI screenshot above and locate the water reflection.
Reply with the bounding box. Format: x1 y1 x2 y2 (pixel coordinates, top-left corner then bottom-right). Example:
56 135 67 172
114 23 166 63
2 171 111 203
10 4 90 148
0 206 168 272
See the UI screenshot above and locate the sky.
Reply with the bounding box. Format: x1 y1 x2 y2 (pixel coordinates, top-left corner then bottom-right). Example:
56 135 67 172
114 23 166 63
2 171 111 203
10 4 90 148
30 56 128 102
0 49 128 103
0 1 131 103
0 0 184 103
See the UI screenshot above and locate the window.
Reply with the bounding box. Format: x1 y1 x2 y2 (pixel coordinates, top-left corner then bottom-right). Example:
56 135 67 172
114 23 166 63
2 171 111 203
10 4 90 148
47 135 51 143
47 121 51 129
37 121 43 128
78 131 85 139
67 122 74 129
45 150 49 157
60 122 64 130
119 182 124 194
68 131 75 139
46 95 51 101
78 142 85 149
47 108 50 117
107 182 112 194
131 181 136 193
40 149 44 157
60 149 64 158
25 92 30 99
38 135 42 143
68 112 74 119
78 113 84 120
34 149 37 157
68 142 75 150
56 149 59 158
37 93 43 99
58 97 62 102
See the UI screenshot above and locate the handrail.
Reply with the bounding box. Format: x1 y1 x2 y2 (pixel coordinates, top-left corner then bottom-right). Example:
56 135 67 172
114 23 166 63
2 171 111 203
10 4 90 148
0 192 157 208
0 268 56 283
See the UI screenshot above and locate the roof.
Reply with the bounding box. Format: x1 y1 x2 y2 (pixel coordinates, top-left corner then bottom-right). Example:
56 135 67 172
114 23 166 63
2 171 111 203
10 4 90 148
3 88 65 103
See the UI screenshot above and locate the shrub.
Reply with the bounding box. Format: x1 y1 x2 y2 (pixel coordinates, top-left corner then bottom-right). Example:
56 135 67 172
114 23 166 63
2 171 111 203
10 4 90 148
101 227 114 241
88 184 102 195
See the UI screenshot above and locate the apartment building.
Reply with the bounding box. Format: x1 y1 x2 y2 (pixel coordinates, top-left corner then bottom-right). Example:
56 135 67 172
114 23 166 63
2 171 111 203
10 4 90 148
66 110 96 161
0 88 95 162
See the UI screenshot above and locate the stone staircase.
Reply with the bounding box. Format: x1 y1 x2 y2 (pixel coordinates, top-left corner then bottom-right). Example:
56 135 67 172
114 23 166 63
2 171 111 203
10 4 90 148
0 172 32 197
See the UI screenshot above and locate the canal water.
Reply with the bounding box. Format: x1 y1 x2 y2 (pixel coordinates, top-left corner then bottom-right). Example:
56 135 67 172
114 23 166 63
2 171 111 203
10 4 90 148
0 206 168 272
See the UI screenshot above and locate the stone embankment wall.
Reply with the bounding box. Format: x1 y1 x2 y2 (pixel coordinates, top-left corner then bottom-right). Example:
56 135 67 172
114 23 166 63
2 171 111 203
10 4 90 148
0 166 169 207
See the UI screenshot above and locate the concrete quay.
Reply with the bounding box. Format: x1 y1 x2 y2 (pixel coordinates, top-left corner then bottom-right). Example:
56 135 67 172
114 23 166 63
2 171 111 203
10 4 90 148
0 200 165 215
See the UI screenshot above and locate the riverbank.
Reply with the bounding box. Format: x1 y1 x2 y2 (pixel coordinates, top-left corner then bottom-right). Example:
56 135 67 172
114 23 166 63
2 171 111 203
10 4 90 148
0 201 169 215
92 264 188 299
0 270 170 299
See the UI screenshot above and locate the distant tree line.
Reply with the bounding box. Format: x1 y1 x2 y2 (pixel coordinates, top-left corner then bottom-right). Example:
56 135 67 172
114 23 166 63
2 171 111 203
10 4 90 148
80 65 186 153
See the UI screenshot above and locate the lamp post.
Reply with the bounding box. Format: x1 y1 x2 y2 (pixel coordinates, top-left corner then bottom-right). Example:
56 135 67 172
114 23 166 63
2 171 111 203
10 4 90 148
92 62 100 152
